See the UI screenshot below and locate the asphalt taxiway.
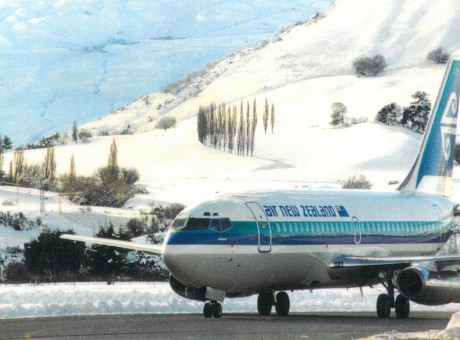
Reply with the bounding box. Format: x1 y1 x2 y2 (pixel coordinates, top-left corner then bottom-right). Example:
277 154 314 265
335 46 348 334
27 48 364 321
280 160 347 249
0 312 452 340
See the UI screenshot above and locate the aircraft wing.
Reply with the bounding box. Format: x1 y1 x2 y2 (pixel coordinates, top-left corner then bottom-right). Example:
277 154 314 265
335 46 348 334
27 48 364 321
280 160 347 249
60 234 163 255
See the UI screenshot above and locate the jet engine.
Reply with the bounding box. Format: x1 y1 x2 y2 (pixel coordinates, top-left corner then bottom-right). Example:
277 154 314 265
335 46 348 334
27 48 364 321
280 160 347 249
396 267 460 305
169 275 206 301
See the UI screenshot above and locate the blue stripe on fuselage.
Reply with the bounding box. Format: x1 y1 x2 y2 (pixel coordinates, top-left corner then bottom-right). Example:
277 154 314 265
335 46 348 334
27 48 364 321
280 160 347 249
166 220 451 246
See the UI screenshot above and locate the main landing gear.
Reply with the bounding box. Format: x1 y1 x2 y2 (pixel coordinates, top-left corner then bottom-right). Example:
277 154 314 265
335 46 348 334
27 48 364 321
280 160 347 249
257 291 290 316
376 271 410 319
203 301 223 318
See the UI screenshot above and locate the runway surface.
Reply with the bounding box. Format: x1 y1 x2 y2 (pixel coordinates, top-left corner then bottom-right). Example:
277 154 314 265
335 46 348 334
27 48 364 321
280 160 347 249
0 312 452 340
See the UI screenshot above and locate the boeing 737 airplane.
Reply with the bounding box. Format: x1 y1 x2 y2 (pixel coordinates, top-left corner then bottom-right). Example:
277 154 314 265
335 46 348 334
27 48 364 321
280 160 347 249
62 59 460 319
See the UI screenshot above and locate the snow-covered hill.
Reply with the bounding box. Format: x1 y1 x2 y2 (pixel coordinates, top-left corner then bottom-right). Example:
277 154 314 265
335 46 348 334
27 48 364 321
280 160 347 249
0 0 331 144
3 0 460 206
79 0 460 137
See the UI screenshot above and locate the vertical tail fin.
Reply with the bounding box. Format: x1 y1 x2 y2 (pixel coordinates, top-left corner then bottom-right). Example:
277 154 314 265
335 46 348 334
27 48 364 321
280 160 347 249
399 59 460 197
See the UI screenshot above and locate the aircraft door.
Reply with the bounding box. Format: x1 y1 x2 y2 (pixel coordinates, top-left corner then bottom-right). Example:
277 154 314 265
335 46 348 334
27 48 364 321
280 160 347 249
433 205 444 243
246 202 272 252
352 217 361 244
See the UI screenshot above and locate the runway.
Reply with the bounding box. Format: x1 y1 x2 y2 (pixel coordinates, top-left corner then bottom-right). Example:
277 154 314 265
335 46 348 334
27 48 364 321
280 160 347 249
0 312 452 340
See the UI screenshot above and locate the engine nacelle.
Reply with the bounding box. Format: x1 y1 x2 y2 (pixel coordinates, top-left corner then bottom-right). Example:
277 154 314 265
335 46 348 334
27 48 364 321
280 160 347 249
169 275 206 302
396 267 460 305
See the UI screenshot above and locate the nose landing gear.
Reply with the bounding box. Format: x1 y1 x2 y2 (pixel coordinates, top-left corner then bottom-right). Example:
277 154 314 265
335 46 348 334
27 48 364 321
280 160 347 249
203 301 222 318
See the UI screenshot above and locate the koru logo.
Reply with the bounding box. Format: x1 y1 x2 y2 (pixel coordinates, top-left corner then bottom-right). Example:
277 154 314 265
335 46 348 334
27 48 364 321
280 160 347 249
440 92 458 161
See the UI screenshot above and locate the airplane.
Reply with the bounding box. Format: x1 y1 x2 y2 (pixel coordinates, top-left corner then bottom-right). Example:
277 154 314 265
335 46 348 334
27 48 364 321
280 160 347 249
62 59 460 319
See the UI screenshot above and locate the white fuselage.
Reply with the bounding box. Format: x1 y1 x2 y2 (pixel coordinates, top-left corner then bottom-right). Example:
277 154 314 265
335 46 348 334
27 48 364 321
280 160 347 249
162 189 457 297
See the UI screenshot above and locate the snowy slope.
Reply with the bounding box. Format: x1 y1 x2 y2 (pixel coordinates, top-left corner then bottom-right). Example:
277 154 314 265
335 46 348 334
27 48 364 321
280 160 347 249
0 0 331 144
78 0 460 137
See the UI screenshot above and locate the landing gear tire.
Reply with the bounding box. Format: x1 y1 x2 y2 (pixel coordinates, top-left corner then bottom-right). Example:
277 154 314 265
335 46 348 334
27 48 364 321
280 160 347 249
395 295 410 319
203 303 213 318
376 294 391 319
212 302 223 318
257 291 273 316
275 292 290 316
203 301 222 318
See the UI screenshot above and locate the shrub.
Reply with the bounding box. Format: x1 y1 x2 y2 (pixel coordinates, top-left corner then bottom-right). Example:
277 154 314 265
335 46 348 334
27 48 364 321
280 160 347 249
330 102 347 126
352 55 387 76
126 218 146 237
343 175 372 189
155 117 177 131
78 130 92 143
427 47 450 64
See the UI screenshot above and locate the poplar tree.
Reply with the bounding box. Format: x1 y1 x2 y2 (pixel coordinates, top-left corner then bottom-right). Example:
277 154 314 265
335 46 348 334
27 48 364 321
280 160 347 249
13 150 25 182
251 98 258 156
263 98 269 134
0 148 3 179
69 154 76 181
42 147 56 181
246 101 251 155
270 103 276 134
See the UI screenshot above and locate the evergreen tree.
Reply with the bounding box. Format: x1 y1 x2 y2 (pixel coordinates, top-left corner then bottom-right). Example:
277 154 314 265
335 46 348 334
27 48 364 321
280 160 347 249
85 223 130 284
376 103 402 125
402 91 431 133
72 121 78 143
24 229 85 282
3 136 12 150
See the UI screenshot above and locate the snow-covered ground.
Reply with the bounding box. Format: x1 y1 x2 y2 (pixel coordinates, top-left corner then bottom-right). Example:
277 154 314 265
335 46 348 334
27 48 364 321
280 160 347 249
0 281 458 319
1 282 460 339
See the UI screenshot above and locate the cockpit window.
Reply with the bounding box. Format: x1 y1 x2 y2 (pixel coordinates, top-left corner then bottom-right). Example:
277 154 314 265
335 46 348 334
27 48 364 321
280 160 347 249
171 218 187 230
185 218 211 230
172 217 233 232
210 218 232 232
